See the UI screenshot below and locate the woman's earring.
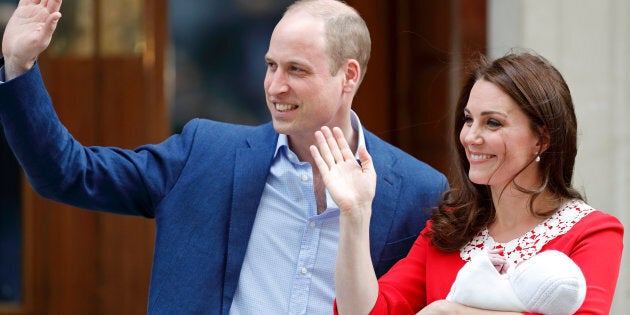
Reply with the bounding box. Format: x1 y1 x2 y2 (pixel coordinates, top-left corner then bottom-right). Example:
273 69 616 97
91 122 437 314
535 153 541 163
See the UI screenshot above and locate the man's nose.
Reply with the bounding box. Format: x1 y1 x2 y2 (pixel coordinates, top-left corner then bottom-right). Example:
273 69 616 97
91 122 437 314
266 70 289 95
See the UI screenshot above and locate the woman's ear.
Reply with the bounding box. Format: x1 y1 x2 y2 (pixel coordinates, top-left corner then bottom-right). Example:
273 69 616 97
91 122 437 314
342 59 360 94
537 126 551 153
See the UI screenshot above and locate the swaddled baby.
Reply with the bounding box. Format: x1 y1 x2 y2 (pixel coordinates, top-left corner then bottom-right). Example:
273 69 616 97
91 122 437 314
446 249 586 315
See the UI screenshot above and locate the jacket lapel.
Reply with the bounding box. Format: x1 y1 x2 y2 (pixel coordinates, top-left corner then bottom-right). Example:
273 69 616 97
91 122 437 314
222 123 278 314
364 131 400 270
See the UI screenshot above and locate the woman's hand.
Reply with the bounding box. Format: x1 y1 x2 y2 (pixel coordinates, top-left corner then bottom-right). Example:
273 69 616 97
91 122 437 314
309 126 376 218
2 0 63 79
417 300 458 315
417 300 523 315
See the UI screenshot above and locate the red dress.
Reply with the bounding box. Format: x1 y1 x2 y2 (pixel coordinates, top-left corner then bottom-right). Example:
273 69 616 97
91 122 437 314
365 200 623 314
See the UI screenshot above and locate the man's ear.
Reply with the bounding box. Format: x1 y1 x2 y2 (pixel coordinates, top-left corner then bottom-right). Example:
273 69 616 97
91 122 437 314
342 59 360 93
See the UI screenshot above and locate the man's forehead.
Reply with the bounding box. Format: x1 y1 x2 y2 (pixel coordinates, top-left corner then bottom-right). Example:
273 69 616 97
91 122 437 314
268 20 327 54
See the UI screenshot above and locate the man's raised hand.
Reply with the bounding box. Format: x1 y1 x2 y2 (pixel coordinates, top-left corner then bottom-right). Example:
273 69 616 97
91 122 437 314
2 0 62 80
309 126 376 219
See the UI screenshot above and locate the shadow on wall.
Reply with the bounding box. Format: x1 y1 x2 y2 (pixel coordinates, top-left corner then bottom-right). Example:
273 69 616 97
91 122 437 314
0 0 22 304
0 129 22 304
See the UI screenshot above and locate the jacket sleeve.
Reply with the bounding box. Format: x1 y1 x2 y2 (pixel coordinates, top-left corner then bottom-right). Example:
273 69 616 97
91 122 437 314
0 62 193 217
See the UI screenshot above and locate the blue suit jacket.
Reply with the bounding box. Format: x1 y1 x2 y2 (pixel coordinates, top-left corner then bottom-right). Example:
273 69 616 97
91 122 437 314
0 63 447 314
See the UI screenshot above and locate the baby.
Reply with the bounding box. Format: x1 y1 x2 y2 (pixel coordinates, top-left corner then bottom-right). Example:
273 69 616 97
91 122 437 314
446 249 586 315
488 247 509 274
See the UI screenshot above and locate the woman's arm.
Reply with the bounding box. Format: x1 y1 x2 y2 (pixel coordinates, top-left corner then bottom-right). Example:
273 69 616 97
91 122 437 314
565 212 623 314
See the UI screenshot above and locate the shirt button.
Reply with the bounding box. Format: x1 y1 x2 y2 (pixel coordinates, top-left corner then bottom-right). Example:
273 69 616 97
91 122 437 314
301 174 308 181
309 221 316 228
300 267 308 275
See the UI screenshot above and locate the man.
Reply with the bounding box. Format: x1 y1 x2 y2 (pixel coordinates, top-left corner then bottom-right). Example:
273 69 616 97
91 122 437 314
0 0 447 313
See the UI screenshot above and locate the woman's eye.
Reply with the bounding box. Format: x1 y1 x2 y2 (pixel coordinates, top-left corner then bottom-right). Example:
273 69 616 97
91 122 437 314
487 119 502 128
463 115 473 125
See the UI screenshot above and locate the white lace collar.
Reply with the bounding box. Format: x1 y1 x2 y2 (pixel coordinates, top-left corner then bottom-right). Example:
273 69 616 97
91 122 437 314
460 199 594 266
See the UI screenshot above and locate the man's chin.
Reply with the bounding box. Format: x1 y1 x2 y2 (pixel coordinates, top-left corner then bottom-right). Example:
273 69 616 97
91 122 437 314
271 120 290 134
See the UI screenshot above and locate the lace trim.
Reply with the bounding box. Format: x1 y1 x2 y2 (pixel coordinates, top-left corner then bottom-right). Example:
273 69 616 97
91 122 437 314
460 199 594 266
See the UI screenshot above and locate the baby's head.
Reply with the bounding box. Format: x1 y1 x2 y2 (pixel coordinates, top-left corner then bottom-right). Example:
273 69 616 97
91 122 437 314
510 250 586 315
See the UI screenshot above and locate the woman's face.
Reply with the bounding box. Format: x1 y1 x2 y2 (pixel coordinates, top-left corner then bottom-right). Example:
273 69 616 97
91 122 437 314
459 79 543 189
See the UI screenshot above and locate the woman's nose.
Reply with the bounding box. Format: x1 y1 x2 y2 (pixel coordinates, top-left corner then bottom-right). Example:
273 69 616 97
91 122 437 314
463 125 483 145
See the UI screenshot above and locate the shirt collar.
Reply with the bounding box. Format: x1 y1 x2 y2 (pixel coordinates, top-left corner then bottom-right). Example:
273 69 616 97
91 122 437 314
273 110 366 159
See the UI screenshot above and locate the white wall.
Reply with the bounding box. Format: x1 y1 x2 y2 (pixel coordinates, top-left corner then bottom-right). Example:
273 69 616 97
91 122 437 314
488 0 629 313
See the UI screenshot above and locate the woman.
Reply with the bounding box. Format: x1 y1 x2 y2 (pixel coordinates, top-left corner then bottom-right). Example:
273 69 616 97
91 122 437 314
310 52 623 314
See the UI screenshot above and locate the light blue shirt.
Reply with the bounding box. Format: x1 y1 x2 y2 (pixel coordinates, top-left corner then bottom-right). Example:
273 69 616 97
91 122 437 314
230 112 365 315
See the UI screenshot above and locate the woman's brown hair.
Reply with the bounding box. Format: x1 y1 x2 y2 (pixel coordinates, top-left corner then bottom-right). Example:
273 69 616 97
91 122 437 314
428 51 583 252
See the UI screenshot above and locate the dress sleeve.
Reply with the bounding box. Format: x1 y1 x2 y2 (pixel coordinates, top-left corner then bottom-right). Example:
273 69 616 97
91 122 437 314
367 224 432 314
559 211 624 314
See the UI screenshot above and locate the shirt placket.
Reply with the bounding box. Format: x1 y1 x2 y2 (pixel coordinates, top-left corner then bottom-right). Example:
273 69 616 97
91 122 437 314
288 167 320 315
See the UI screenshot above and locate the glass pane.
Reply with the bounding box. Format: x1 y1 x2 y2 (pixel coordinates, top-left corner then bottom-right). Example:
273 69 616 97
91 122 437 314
168 0 292 132
47 0 95 57
100 0 145 56
0 0 22 304
48 0 144 58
